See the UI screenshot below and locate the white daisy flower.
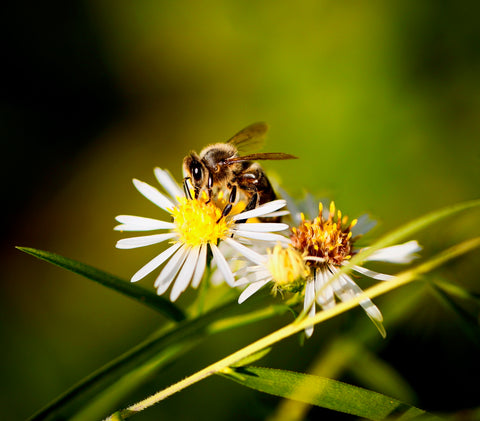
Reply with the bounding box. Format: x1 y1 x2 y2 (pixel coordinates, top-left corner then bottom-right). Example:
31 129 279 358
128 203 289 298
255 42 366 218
115 167 289 301
236 201 421 337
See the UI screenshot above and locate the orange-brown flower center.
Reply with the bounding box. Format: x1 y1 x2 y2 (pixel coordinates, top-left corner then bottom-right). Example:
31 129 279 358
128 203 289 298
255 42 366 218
290 202 357 268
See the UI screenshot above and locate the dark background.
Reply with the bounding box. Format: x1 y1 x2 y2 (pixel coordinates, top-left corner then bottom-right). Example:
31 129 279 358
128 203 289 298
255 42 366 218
2 1 480 419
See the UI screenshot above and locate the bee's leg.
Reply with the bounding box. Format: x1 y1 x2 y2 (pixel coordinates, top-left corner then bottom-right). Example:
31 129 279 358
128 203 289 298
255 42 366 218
205 173 214 203
228 184 237 204
183 177 193 200
216 185 237 223
245 191 259 211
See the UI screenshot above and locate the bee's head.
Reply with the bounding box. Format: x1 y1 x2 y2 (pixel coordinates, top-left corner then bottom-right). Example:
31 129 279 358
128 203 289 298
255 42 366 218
183 153 211 193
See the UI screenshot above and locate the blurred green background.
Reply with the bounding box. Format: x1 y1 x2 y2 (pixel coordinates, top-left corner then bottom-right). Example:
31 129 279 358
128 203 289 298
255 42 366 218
3 1 480 420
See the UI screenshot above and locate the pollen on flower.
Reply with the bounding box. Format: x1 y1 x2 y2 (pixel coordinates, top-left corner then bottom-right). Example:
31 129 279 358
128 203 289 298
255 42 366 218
211 189 247 218
267 244 310 293
171 196 232 247
290 201 356 268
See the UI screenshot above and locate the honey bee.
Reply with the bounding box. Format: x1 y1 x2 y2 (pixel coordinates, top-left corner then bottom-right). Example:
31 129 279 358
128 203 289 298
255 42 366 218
183 122 297 221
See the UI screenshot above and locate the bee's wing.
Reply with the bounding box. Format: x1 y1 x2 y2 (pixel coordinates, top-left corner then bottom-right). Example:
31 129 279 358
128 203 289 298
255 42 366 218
226 122 269 153
225 152 298 163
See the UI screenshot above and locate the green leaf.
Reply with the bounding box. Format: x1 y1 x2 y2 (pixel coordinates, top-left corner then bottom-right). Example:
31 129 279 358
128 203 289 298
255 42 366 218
27 297 290 421
428 281 480 348
301 237 480 338
303 199 480 323
230 347 272 368
349 345 416 403
268 288 428 421
348 199 480 269
16 247 185 322
71 336 201 421
223 367 438 420
432 279 480 304
105 238 478 420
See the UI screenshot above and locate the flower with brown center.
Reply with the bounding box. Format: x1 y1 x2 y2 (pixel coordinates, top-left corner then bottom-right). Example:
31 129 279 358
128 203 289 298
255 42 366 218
236 200 422 337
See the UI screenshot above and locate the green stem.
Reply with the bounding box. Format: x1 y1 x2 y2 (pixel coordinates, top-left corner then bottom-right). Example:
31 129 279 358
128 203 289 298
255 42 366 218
107 236 480 420
195 261 211 315
109 322 300 420
298 198 480 321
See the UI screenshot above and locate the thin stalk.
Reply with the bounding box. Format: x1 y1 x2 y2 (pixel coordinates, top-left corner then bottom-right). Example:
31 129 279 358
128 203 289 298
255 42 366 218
106 237 480 420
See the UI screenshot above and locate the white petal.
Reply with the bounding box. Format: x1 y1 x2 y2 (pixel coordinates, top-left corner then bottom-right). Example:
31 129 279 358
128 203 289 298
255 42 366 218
209 267 224 286
211 243 235 286
133 179 175 211
191 244 207 289
239 264 266 273
335 272 383 323
365 241 422 264
116 233 176 249
234 264 258 279
351 214 377 237
232 200 286 221
233 230 289 243
114 215 175 232
351 265 394 281
234 276 252 287
330 271 356 301
131 242 182 283
336 272 386 337
314 269 336 309
234 276 248 286
154 244 189 289
304 279 315 311
304 279 316 337
306 194 322 219
241 269 272 284
238 280 271 303
275 186 299 220
170 246 200 301
223 237 266 265
262 210 290 218
154 168 184 201
234 264 269 283
233 222 289 232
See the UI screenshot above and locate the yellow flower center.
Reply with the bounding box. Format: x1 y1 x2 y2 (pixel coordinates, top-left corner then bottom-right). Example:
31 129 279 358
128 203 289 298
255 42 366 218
171 194 232 247
290 201 357 268
267 244 310 293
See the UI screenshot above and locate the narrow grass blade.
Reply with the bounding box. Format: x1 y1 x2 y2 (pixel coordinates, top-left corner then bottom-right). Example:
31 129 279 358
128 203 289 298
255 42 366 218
349 345 416 403
107 238 480 420
431 279 480 304
348 199 480 269
428 281 480 348
222 367 438 420
27 297 289 421
16 247 186 322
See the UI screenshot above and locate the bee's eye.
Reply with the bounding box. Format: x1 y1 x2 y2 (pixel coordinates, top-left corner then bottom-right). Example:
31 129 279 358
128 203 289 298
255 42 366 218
191 162 203 182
